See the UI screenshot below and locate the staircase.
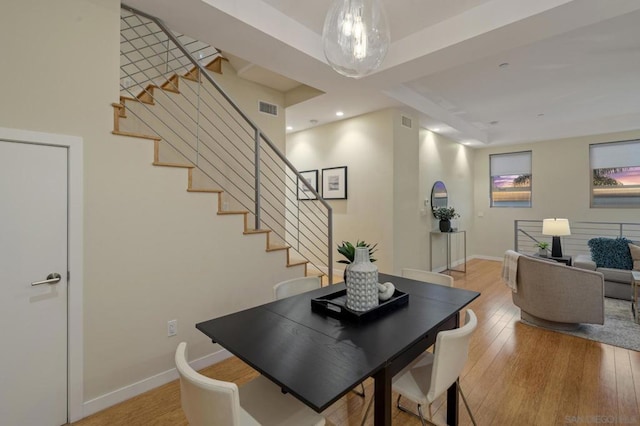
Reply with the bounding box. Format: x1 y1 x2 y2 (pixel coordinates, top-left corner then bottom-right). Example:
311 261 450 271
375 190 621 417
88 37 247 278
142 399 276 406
113 5 333 281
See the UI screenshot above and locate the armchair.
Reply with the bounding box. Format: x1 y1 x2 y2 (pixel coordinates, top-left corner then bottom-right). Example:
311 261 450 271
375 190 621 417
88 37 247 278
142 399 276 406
511 255 604 330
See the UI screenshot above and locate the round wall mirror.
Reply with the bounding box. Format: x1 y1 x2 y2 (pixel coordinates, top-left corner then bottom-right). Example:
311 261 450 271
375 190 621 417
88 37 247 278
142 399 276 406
431 181 448 217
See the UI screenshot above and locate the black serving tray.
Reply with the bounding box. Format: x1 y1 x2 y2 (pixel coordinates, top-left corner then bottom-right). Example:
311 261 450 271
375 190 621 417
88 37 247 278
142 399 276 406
311 289 409 323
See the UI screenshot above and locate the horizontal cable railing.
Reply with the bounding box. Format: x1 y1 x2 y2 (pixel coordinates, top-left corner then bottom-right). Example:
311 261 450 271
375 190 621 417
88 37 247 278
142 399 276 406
515 220 640 256
119 5 333 282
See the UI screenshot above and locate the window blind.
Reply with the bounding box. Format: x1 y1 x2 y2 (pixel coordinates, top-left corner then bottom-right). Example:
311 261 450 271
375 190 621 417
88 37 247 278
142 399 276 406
490 151 531 176
590 140 640 169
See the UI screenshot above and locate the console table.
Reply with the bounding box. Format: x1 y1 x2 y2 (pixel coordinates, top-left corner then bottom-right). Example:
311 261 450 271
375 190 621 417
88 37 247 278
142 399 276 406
429 230 466 273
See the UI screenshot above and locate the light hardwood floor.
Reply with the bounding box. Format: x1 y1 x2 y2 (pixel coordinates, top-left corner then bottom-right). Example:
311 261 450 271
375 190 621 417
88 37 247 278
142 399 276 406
72 259 640 426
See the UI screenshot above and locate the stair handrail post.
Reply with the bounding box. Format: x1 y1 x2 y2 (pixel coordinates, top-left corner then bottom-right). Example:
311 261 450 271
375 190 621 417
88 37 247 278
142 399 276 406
254 128 261 230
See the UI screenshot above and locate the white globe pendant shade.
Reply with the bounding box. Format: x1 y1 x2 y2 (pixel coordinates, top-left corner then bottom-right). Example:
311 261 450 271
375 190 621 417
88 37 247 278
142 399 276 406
322 0 390 78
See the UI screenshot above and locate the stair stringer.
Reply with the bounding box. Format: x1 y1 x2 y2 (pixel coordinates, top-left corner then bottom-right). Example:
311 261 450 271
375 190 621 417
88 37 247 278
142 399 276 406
115 72 255 216
110 129 310 276
114 72 291 250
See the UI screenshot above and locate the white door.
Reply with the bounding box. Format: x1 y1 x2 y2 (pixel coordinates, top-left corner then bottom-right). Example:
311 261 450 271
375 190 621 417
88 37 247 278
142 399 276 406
0 140 68 425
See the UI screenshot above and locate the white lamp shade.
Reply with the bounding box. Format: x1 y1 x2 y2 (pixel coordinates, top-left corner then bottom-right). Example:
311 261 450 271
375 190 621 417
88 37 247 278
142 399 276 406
542 218 571 236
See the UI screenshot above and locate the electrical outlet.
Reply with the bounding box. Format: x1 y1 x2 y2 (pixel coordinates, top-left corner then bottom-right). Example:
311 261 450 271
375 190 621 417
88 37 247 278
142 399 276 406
168 319 177 337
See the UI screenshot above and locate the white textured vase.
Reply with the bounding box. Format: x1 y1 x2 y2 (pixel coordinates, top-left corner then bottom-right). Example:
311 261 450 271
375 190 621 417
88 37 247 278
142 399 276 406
346 247 379 311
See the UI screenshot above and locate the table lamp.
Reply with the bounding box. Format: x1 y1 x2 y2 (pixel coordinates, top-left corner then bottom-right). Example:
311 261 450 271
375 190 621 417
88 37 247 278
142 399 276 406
542 218 571 258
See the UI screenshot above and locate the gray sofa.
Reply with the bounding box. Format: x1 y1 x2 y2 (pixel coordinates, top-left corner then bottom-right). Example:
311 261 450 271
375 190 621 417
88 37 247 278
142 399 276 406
573 254 635 300
512 255 604 330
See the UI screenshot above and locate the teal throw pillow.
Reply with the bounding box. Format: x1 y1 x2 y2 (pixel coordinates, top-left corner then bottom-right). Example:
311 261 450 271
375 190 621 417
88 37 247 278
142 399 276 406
587 237 633 270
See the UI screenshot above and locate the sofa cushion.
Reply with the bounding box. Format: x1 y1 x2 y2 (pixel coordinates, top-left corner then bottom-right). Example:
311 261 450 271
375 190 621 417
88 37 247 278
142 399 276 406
629 243 640 270
572 254 597 271
587 237 633 270
598 267 633 284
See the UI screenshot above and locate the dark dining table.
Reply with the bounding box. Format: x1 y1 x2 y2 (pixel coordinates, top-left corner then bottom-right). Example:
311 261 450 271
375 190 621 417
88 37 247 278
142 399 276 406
196 273 480 426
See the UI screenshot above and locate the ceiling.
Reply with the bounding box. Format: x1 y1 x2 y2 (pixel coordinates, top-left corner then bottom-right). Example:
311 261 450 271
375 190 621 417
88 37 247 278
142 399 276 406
124 0 640 147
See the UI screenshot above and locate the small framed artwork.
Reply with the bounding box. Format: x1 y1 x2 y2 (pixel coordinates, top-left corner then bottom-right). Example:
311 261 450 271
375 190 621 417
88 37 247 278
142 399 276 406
322 166 348 200
297 170 318 200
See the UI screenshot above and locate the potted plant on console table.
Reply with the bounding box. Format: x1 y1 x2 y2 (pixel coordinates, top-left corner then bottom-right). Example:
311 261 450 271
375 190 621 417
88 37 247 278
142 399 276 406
433 206 460 232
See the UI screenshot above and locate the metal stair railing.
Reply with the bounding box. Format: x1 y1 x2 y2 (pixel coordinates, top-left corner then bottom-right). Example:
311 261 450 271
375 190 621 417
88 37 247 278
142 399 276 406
514 220 640 256
119 5 333 282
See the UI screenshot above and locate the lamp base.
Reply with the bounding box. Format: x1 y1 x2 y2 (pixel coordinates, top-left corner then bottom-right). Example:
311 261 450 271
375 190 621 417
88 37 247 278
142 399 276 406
551 236 563 258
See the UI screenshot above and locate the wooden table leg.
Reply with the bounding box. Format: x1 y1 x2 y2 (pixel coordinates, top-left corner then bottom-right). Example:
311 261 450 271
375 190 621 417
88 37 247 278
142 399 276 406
373 366 392 426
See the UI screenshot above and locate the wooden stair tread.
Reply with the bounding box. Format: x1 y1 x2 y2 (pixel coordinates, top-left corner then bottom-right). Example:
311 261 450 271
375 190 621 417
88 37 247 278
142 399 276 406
136 84 157 104
204 57 228 74
287 260 309 267
218 210 249 215
119 95 140 104
244 229 270 235
112 103 126 118
112 130 161 141
152 161 194 169
160 75 180 93
187 188 223 193
183 67 200 82
266 245 290 252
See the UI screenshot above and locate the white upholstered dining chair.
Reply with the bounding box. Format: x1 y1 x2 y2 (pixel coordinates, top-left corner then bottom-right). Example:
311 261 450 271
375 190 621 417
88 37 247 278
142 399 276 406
361 309 478 426
273 276 322 300
175 342 325 426
401 268 454 287
394 309 477 426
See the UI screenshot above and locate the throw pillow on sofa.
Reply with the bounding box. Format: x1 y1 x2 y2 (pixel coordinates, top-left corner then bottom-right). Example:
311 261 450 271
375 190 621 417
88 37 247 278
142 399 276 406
587 237 633 270
629 243 640 271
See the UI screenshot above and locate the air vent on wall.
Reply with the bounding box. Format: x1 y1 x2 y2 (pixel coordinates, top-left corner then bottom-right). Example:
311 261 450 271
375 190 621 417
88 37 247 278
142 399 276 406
401 115 412 128
259 101 278 116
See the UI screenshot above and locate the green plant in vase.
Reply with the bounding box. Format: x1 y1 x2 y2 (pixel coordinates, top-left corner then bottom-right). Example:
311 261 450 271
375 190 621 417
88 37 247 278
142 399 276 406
337 240 378 264
337 240 378 281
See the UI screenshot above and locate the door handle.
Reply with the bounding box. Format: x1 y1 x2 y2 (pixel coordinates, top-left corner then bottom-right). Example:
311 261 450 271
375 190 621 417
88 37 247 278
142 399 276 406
31 273 62 286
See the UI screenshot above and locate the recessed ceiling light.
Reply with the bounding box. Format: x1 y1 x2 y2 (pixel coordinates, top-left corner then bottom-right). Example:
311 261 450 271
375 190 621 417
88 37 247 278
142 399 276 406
537 113 545 117
499 62 509 68
310 119 318 125
336 111 344 117
286 126 293 131
490 120 499 125
431 127 441 132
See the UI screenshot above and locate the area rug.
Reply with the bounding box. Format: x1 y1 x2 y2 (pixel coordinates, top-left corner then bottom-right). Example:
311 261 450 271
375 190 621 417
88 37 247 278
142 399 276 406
542 298 640 351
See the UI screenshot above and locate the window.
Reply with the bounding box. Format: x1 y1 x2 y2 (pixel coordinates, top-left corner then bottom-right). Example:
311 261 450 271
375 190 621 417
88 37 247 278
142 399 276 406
590 140 640 208
490 151 532 207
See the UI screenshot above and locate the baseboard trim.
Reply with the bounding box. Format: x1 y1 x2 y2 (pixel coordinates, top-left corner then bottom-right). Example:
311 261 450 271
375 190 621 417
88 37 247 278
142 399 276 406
470 254 503 262
82 348 232 418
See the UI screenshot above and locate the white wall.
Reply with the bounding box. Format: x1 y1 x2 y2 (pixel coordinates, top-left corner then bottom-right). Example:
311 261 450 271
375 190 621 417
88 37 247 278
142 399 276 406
286 110 477 275
0 0 303 415
392 111 421 272
472 129 640 258
215 61 286 150
287 109 396 274
418 130 475 271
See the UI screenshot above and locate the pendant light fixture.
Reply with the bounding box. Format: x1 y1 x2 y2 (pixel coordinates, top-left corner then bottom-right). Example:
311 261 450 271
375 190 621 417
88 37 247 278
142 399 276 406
322 0 390 78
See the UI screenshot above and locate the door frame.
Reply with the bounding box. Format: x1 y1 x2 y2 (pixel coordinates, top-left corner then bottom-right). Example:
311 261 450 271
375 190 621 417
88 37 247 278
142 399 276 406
0 126 84 422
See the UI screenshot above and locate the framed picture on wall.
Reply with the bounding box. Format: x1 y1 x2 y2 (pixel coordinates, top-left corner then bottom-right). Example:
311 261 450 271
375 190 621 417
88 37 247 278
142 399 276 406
297 170 318 200
322 166 348 200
